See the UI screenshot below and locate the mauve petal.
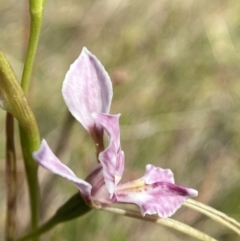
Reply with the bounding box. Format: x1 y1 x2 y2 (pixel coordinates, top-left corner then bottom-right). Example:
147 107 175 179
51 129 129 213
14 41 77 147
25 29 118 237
116 150 125 183
92 113 124 198
93 113 121 150
116 165 198 218
85 164 117 205
62 47 113 132
33 140 92 200
143 164 174 184
116 181 197 218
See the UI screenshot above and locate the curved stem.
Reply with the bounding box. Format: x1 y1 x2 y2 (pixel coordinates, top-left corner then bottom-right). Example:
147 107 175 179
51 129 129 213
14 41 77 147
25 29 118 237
184 199 240 235
17 217 56 241
100 207 218 241
20 1 46 239
21 1 45 93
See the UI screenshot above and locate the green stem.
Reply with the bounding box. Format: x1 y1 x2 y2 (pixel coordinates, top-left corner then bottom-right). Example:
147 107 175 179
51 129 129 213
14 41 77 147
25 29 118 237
5 113 17 241
100 207 218 241
19 126 40 238
184 199 240 235
17 217 56 241
21 0 46 93
20 1 46 238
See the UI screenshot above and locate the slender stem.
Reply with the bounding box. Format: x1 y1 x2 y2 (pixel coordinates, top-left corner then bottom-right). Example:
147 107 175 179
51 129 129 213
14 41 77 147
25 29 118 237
17 217 56 241
19 127 40 239
21 1 45 94
20 1 46 238
5 113 17 241
100 207 218 241
184 199 240 235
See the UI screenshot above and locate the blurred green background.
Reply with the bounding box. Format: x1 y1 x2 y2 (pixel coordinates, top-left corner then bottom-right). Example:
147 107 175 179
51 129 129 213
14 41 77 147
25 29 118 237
1 0 240 240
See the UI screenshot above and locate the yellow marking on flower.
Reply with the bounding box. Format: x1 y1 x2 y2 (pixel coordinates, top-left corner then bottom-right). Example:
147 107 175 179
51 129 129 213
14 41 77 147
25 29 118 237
117 179 148 192
115 174 121 185
127 180 145 189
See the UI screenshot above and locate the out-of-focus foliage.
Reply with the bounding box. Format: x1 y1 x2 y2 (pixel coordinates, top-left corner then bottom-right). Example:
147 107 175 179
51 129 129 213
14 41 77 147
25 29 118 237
0 0 240 240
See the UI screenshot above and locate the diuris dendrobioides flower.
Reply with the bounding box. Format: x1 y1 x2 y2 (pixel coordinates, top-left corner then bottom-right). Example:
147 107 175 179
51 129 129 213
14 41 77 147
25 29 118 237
33 48 198 218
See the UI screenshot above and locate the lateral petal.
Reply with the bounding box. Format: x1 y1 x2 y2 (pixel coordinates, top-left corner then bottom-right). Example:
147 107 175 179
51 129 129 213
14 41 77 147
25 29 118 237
33 140 92 201
92 113 124 198
62 47 113 132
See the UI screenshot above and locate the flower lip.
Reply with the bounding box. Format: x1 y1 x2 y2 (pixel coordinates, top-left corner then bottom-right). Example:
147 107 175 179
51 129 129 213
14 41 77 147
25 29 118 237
115 165 198 217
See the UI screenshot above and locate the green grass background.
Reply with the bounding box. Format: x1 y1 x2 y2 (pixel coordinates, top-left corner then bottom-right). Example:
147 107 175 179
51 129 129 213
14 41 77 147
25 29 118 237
0 0 240 240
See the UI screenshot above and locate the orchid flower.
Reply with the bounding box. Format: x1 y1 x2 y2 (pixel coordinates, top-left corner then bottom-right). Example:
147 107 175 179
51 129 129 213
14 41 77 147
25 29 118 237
33 48 198 218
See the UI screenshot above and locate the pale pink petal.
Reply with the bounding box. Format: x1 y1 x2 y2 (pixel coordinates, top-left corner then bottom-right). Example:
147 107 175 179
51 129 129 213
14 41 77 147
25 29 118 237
116 150 125 182
143 164 174 184
116 165 198 218
33 140 92 200
92 113 124 198
85 164 117 205
92 113 121 150
62 47 113 132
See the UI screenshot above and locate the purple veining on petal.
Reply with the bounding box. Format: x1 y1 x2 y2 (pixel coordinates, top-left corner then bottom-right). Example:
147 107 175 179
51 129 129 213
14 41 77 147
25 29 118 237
92 113 124 198
33 140 92 201
62 47 113 132
115 165 198 218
